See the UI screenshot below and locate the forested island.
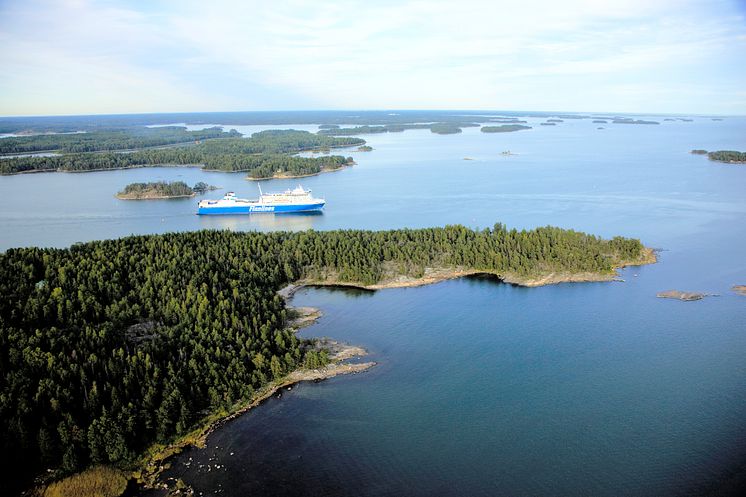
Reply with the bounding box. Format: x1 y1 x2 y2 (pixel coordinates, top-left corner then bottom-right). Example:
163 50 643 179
481 125 532 133
116 181 216 199
0 224 654 495
690 149 746 163
706 150 746 163
0 130 363 178
0 126 240 155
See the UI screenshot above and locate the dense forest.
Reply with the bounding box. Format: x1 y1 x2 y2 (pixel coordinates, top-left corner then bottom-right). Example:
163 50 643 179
116 181 212 199
481 125 532 133
707 150 746 163
0 127 240 154
0 130 363 177
0 224 647 492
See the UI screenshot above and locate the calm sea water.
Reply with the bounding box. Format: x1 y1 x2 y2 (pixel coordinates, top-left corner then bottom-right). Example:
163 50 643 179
2 116 745 496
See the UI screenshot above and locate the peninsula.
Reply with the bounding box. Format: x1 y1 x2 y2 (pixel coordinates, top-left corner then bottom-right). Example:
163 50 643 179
0 224 655 496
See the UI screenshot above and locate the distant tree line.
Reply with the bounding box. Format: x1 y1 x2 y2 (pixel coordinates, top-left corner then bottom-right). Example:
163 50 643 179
0 127 240 154
318 122 479 136
429 123 463 134
481 125 532 133
0 130 363 177
707 150 746 163
611 119 659 125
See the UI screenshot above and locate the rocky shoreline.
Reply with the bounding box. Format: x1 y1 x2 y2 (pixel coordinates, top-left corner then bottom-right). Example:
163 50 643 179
132 289 374 496
279 247 658 294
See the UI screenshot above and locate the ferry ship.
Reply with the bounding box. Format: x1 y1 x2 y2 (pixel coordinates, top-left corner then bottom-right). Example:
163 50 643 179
197 185 325 215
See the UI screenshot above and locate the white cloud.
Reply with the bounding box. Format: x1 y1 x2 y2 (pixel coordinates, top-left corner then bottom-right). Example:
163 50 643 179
0 0 744 115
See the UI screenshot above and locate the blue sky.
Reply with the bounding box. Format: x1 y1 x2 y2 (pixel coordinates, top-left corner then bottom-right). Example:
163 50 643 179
1 0 745 116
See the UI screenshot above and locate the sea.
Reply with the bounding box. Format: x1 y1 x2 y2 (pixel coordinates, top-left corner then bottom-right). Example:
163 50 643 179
2 114 745 496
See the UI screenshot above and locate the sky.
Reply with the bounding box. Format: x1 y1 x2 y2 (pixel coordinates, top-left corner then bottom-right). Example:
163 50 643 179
0 0 745 116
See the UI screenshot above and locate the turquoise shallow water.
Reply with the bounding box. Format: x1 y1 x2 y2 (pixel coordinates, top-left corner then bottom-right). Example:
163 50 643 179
2 115 745 495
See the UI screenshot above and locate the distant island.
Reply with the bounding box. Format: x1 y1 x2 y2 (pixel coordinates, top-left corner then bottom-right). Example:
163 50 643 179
318 122 479 136
540 122 556 126
657 290 707 301
489 118 528 124
357 145 373 152
592 120 607 124
547 118 563 123
612 118 660 125
116 181 217 199
481 124 532 133
707 150 746 164
690 149 746 164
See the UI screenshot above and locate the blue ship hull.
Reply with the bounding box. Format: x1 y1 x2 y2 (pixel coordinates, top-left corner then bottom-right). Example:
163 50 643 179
198 202 325 215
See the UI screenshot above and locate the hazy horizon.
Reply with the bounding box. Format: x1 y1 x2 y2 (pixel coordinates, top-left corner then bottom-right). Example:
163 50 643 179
0 108 743 120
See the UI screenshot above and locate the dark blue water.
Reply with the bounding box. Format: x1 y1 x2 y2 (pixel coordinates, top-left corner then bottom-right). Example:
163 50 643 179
163 275 746 497
2 116 745 496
